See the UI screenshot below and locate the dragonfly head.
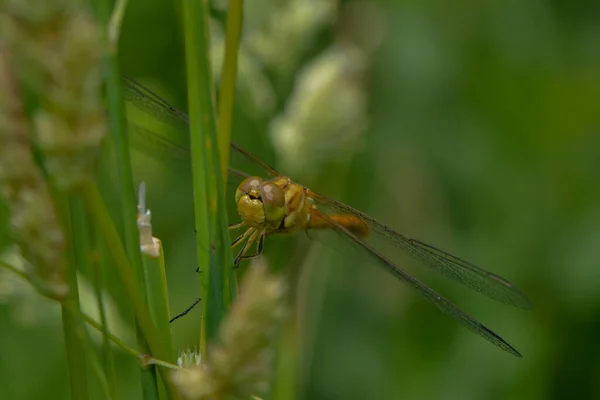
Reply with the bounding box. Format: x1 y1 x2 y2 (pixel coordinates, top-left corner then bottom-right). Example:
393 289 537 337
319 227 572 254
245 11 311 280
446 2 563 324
235 176 285 229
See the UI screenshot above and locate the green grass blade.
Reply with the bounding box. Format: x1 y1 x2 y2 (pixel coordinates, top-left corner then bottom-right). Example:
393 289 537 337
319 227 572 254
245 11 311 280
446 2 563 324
95 0 165 394
80 181 178 397
217 0 243 184
180 0 234 354
68 197 117 399
92 236 117 396
218 0 244 301
61 197 90 400
138 183 173 358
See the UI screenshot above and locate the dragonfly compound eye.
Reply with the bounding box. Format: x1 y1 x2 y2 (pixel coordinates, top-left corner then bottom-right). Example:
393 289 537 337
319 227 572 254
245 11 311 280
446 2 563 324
235 176 263 204
260 183 285 227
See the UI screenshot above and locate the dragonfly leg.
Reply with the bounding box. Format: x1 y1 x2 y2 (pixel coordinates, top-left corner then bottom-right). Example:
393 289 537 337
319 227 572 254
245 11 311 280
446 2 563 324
196 227 254 272
231 227 254 250
234 230 260 268
237 231 265 263
229 222 244 231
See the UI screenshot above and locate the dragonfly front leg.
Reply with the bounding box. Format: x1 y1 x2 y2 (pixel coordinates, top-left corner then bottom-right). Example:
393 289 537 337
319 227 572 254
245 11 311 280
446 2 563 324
233 230 266 268
196 227 254 273
229 222 244 231
236 232 265 264
231 227 255 250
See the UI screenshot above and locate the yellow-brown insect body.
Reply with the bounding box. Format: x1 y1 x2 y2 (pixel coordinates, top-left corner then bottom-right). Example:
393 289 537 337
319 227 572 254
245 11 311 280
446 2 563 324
306 207 370 238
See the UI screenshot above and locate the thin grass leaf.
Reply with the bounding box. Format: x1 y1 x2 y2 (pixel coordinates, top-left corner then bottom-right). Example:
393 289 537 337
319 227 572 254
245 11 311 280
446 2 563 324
61 197 90 399
80 181 178 396
180 0 234 355
138 182 174 358
92 236 118 396
95 0 168 394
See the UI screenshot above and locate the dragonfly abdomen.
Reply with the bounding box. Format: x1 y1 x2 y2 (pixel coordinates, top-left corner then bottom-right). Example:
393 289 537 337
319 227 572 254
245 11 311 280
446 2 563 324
308 211 370 238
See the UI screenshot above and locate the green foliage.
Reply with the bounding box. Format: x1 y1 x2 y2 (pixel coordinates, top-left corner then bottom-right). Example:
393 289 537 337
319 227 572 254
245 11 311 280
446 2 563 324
1 0 600 399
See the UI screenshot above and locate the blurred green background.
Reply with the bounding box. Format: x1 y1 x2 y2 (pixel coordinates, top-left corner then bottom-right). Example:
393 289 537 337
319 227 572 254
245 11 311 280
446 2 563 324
2 0 600 399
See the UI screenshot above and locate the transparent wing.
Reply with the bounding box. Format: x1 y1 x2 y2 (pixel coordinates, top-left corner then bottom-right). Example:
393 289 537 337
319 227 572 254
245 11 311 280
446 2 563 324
123 75 190 131
123 76 281 178
308 190 533 309
128 121 189 167
311 209 523 357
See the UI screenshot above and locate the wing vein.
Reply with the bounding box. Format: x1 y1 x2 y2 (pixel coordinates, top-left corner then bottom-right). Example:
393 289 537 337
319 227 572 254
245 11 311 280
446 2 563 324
310 209 522 357
308 190 532 309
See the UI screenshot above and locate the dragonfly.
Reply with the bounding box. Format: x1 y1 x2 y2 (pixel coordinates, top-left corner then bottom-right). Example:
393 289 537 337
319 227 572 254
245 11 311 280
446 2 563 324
123 76 532 357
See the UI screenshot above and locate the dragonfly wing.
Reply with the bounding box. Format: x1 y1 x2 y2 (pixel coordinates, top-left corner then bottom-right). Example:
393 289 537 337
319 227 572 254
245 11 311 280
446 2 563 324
230 142 281 177
311 209 522 357
123 76 190 129
308 190 532 309
128 121 190 167
123 76 282 179
229 167 250 181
